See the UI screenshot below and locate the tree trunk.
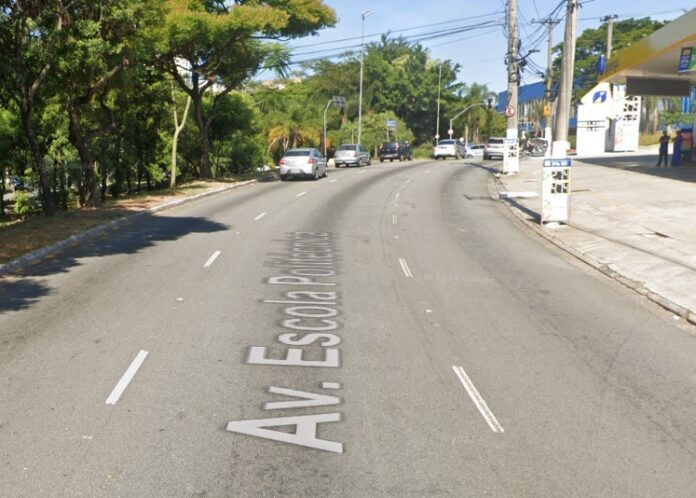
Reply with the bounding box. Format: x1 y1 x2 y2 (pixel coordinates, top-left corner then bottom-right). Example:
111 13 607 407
0 165 5 217
67 104 99 207
171 94 191 188
22 113 55 216
192 94 212 178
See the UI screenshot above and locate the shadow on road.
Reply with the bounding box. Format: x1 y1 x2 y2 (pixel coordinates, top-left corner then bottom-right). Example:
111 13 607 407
578 154 696 184
0 213 229 314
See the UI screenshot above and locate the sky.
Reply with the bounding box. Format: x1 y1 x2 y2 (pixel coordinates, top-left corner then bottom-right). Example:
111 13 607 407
264 0 694 93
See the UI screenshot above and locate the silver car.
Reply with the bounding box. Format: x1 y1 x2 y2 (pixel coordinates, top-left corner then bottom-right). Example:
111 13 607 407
433 139 466 160
483 137 506 160
279 148 327 181
334 144 371 167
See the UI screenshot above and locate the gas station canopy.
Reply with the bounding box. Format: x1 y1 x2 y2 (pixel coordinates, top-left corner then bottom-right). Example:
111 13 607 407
601 8 696 96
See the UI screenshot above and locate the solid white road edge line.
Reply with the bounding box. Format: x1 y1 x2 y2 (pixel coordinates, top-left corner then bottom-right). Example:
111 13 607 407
398 257 413 278
296 191 307 197
203 250 222 268
392 214 397 225
106 350 149 405
452 365 504 433
254 212 267 221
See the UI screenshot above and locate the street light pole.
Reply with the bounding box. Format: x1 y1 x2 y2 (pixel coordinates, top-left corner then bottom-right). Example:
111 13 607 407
357 10 374 145
435 64 442 144
449 103 488 142
323 96 345 159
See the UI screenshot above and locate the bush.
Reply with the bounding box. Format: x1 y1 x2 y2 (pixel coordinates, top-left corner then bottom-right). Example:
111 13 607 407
413 143 434 159
14 190 39 218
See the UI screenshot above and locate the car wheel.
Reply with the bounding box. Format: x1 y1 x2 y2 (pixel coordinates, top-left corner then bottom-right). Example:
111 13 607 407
313 168 319 181
380 158 384 163
280 175 288 181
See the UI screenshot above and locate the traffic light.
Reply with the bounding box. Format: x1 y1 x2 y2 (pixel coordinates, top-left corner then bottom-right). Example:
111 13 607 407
487 98 494 110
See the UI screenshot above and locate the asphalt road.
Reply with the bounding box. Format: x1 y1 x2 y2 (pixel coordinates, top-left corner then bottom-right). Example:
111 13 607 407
1 159 696 497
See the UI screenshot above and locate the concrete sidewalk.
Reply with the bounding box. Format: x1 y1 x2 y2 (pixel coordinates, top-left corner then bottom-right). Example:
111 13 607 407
491 153 696 325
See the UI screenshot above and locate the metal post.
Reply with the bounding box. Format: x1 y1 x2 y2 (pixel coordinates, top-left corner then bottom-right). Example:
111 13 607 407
323 100 332 159
448 118 453 139
357 10 374 145
436 64 442 144
553 0 579 156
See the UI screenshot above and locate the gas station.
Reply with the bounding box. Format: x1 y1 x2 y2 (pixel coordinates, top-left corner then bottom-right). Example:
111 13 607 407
595 7 696 161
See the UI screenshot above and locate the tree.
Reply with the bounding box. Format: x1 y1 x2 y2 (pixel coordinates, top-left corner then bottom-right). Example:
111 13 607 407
0 2 63 215
159 0 336 178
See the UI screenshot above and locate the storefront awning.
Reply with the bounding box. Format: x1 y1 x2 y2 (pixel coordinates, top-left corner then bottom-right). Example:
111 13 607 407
601 8 696 96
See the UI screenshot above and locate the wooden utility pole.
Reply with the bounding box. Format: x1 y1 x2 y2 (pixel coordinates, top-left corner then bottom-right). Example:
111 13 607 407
552 0 579 155
601 15 619 59
506 0 519 139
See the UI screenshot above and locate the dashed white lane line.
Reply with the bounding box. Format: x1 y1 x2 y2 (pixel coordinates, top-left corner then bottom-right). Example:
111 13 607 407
398 258 413 278
328 179 337 184
392 214 398 225
395 192 401 201
296 191 307 198
406 180 411 184
425 170 431 174
203 250 222 268
452 366 504 433
106 351 149 405
253 212 267 221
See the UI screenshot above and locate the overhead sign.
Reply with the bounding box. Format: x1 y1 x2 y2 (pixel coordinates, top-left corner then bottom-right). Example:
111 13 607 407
678 47 695 72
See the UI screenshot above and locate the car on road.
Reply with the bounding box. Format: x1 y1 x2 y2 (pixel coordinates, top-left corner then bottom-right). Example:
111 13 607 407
334 144 371 167
483 137 506 160
433 139 466 160
279 148 327 181
379 141 413 162
3 175 25 192
465 144 485 158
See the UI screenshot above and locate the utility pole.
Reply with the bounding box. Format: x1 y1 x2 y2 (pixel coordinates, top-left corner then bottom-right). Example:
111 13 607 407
552 0 579 156
357 10 374 145
435 64 442 144
601 15 618 59
532 17 560 146
506 0 519 139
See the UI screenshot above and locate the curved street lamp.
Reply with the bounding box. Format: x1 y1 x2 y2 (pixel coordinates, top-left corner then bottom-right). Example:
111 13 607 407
357 10 374 145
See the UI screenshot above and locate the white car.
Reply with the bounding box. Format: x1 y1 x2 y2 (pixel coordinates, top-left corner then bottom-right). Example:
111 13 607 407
483 137 506 160
334 144 371 167
465 144 485 158
433 139 465 160
279 148 327 181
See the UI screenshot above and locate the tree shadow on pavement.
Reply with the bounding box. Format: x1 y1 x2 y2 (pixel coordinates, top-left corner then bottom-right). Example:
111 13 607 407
0 213 229 314
578 154 696 184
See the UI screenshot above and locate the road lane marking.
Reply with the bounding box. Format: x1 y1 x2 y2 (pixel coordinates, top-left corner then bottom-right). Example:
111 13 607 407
406 180 411 184
328 179 337 184
395 192 401 200
398 258 413 278
452 366 504 433
392 215 397 225
106 351 149 405
425 170 431 174
296 191 307 198
254 212 267 221
203 250 222 268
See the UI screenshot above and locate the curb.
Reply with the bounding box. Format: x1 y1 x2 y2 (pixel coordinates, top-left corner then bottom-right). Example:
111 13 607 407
488 174 696 327
0 180 257 277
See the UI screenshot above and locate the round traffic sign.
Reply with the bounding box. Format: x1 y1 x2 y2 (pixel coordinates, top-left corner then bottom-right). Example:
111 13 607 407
505 106 516 118
447 129 454 135
435 134 440 139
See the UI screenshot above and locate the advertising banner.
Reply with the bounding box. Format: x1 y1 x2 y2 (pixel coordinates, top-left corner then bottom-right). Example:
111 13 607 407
678 47 695 72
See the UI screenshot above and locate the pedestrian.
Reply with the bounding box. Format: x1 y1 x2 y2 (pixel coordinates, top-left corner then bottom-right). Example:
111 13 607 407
656 130 670 166
671 130 683 167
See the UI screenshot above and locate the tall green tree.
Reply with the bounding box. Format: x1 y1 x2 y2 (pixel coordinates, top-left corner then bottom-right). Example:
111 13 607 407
159 0 336 178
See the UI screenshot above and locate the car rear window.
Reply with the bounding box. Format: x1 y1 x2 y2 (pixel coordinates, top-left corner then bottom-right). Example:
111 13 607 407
338 145 357 151
381 142 397 148
438 140 455 145
488 139 504 144
284 150 311 156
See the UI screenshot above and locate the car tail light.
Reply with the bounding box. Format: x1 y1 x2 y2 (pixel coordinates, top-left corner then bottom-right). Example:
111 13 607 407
308 158 316 165
353 152 357 158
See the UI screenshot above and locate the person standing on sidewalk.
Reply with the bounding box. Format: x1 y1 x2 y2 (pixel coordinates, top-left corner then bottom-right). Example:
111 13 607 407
671 130 683 167
656 130 670 166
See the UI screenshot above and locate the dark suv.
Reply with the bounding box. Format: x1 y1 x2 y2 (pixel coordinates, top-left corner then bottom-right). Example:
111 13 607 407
379 141 413 162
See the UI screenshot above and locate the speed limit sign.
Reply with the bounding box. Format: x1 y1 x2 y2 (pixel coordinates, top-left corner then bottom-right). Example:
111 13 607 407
504 106 516 118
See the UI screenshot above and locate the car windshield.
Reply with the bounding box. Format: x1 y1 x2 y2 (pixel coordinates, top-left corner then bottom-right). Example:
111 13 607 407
381 143 397 148
438 140 455 145
284 150 311 156
488 139 504 144
338 145 357 151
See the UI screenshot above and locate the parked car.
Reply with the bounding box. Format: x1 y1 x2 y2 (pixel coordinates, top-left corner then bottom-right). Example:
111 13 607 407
483 137 506 160
433 139 465 160
4 175 25 192
279 148 327 181
465 144 485 158
334 144 370 167
379 141 413 162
